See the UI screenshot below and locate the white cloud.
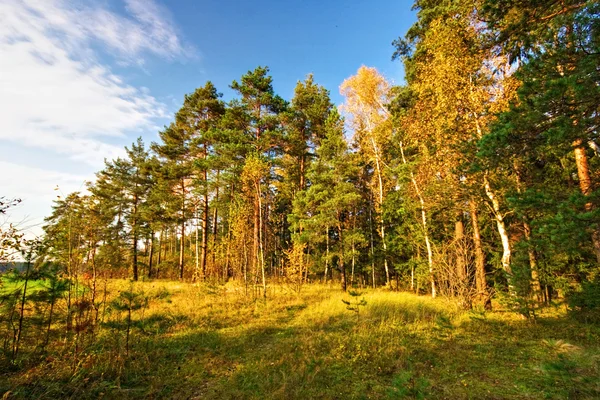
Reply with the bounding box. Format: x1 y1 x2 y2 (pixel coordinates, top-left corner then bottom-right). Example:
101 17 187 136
0 161 90 236
123 0 190 59
0 0 190 231
0 0 188 166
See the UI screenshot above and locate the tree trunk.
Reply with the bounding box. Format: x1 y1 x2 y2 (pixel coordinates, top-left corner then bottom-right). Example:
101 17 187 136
179 222 185 279
483 173 514 292
523 221 542 302
400 142 435 297
469 200 489 307
573 139 600 262
351 235 356 286
179 180 186 280
455 216 466 286
13 259 31 360
212 171 220 273
225 225 232 281
201 198 209 279
363 112 389 286
339 223 347 292
201 145 209 279
369 195 376 288
256 181 266 298
157 229 163 269
148 230 154 278
299 153 306 191
132 194 138 281
372 139 390 286
513 162 542 302
195 205 200 280
324 226 329 284
253 192 260 282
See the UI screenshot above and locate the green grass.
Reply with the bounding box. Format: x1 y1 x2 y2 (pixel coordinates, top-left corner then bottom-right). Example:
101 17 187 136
0 277 46 295
1 281 599 399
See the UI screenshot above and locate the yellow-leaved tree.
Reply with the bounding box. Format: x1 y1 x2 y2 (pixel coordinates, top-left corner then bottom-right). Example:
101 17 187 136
340 66 393 286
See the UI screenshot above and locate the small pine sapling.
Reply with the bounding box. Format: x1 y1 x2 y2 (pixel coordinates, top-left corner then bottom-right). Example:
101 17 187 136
341 290 367 318
110 284 148 356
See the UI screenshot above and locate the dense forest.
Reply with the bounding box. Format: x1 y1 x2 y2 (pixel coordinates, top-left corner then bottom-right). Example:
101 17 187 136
29 0 600 305
1 0 600 398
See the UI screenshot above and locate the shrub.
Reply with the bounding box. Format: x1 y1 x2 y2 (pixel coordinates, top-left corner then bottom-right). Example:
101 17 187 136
567 278 600 322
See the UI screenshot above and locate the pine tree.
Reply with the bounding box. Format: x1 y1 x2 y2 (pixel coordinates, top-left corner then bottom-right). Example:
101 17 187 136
90 138 153 281
290 110 362 291
230 67 287 288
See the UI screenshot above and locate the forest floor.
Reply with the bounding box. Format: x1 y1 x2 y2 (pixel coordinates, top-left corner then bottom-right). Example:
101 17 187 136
1 280 599 399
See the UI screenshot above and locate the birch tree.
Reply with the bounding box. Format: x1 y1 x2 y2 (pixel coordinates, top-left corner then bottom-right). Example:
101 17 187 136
341 66 393 286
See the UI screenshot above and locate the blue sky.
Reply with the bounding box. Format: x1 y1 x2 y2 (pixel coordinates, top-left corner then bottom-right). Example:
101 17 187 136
0 0 416 236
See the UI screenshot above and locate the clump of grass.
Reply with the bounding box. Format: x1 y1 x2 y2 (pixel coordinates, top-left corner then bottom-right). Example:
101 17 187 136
366 292 455 324
387 369 430 399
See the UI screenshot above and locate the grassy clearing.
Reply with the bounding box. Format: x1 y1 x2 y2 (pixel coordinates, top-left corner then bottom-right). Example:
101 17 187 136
1 281 599 399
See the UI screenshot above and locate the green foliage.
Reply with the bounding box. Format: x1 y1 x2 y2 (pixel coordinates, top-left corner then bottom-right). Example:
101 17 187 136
568 278 600 322
284 241 306 294
387 370 430 400
107 282 149 355
341 290 367 317
0 197 23 263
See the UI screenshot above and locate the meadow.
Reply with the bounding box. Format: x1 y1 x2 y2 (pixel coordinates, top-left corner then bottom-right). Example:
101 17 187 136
1 280 599 399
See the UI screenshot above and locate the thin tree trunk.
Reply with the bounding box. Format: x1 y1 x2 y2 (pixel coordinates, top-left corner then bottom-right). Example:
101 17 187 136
299 153 306 191
469 200 489 307
91 242 98 328
201 147 209 279
324 226 329 284
148 230 154 278
195 205 200 281
455 216 466 285
212 171 220 273
225 225 232 280
471 95 513 293
363 109 389 286
132 194 138 281
351 239 356 286
351 209 356 285
13 258 31 360
44 295 55 349
157 229 163 270
483 173 514 293
257 181 267 298
339 223 347 292
179 180 186 280
523 222 542 302
400 142 435 297
513 162 542 302
370 136 389 285
243 228 248 295
253 192 260 284
369 196 376 289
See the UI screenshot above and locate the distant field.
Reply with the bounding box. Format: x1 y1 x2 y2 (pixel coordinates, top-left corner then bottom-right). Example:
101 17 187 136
1 281 599 399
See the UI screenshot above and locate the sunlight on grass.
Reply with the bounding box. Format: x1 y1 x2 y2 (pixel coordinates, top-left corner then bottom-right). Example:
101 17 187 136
2 280 599 399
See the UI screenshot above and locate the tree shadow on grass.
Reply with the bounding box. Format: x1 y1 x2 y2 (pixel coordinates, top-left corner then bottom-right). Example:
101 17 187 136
3 297 600 399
